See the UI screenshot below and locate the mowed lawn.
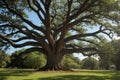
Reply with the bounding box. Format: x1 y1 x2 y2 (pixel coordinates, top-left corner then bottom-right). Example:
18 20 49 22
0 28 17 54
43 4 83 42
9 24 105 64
0 68 120 80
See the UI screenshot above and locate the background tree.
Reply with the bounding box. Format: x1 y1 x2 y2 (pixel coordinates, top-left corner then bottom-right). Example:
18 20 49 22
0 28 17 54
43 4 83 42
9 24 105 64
73 56 81 65
111 39 120 70
62 54 81 69
10 49 27 68
24 52 46 69
0 0 120 70
10 49 46 69
0 50 10 68
81 57 98 70
98 42 115 70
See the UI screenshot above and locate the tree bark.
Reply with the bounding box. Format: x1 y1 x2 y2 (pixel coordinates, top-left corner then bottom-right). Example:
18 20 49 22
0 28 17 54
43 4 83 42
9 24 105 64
38 53 64 71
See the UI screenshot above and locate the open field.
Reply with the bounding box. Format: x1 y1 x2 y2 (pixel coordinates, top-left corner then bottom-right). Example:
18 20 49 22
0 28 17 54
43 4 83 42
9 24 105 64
0 68 120 80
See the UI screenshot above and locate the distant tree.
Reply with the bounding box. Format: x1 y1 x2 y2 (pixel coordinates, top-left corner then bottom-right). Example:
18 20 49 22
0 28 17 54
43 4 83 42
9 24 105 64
62 54 81 69
0 0 120 70
10 49 46 69
10 49 26 68
73 57 81 65
0 50 10 68
11 51 81 69
111 39 120 70
24 52 46 69
98 42 115 70
81 57 98 70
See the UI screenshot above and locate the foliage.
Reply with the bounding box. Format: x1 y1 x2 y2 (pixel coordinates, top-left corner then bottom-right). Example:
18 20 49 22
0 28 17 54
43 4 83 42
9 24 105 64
10 49 46 69
0 0 120 70
73 56 81 65
111 39 120 70
81 57 98 70
0 50 10 68
23 52 46 69
10 50 82 69
98 42 115 69
62 54 81 69
10 49 26 68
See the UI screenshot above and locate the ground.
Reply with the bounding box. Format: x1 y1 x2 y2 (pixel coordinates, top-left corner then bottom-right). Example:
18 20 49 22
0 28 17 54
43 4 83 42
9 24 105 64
0 68 120 80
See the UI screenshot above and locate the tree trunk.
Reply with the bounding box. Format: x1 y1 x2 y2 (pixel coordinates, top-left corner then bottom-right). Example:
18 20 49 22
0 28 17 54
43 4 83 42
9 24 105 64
38 53 64 71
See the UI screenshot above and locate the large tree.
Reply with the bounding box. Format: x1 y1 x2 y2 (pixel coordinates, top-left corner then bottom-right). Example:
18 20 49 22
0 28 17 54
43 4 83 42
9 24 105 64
0 0 120 70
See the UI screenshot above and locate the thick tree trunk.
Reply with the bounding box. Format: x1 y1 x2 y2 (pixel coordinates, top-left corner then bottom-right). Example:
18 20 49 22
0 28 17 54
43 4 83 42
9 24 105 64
38 53 64 71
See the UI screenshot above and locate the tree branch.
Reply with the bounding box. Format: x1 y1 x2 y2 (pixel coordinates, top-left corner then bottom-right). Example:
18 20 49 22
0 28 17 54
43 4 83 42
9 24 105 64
64 26 103 43
62 47 97 54
0 24 51 52
3 0 44 34
19 47 46 56
0 34 41 48
66 0 73 20
12 36 32 42
27 0 37 12
32 0 46 25
68 12 98 28
69 0 89 20
78 39 100 47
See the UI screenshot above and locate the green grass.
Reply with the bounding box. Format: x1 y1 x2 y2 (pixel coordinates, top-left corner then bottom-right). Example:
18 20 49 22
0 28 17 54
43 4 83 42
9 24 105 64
0 68 120 80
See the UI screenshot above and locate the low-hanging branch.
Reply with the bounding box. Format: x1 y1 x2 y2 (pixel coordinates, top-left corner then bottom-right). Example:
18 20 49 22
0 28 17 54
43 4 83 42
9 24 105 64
0 35 41 48
77 38 100 47
64 25 113 43
62 47 97 54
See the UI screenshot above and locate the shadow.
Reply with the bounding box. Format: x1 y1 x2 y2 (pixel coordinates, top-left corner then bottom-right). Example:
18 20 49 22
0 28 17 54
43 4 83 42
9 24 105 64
111 71 120 80
0 69 34 80
78 70 113 74
0 69 120 80
75 70 120 75
38 75 107 80
38 70 120 80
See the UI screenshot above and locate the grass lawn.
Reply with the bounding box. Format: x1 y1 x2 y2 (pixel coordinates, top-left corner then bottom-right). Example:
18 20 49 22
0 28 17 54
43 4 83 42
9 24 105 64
0 68 120 80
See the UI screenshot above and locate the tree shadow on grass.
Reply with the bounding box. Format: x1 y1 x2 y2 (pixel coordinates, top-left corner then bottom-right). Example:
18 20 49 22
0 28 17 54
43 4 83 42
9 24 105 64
38 75 107 80
0 69 120 80
0 69 33 80
75 70 114 74
83 70 120 80
38 71 120 80
110 71 120 80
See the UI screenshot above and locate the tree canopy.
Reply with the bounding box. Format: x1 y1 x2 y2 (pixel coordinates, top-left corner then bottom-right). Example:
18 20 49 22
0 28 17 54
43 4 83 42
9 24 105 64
111 39 120 70
0 50 10 68
98 42 115 69
81 57 98 70
23 52 46 69
0 0 120 70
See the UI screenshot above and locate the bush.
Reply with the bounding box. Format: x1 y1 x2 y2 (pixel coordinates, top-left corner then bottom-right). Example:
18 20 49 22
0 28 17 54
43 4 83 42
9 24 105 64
62 54 81 69
10 50 46 69
81 57 98 70
0 50 10 68
24 52 46 69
